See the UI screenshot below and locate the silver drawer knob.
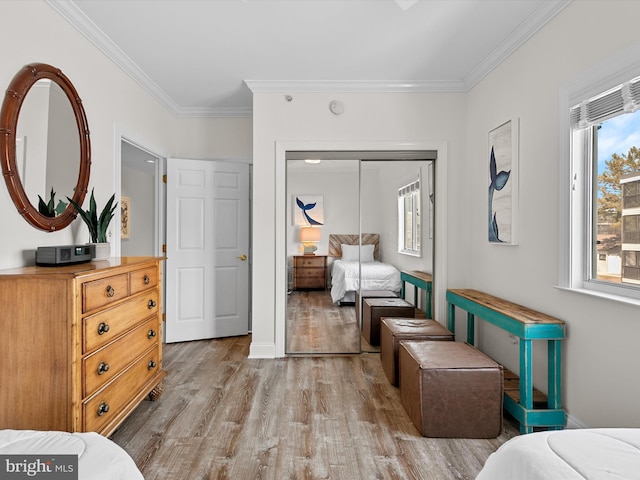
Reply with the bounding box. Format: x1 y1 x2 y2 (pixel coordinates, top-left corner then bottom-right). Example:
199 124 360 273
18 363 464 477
97 322 110 335
97 362 110 375
97 402 110 416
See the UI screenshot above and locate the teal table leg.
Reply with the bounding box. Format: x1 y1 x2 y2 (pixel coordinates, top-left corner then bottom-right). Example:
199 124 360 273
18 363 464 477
447 302 456 333
426 289 432 319
548 340 562 409
548 339 564 430
467 312 475 345
520 338 534 434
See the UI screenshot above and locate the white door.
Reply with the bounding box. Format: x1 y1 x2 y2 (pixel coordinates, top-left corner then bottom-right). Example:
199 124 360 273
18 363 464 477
165 158 250 343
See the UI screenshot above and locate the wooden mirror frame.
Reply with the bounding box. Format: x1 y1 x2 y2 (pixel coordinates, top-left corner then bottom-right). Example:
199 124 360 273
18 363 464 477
0 63 90 231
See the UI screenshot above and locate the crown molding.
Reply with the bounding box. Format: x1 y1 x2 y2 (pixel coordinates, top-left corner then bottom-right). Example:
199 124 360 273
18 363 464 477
244 79 467 94
463 0 572 89
174 106 254 118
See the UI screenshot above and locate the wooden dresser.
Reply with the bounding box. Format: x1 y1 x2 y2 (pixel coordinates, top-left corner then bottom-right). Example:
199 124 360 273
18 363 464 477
293 255 327 290
0 256 166 436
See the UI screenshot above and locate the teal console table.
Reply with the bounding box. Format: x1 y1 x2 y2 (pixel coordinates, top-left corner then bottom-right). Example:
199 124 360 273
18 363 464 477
400 270 432 319
446 289 566 434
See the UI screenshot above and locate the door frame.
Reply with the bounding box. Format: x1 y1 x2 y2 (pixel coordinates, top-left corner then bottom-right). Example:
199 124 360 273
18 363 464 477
274 140 448 358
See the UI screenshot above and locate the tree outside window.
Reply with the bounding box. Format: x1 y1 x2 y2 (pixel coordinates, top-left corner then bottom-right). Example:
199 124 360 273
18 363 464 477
595 113 640 285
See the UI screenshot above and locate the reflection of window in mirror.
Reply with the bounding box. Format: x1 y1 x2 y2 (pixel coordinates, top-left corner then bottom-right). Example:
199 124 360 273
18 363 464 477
398 177 421 256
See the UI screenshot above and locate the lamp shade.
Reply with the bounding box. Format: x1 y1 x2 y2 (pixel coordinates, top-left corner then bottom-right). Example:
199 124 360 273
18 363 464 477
299 226 321 242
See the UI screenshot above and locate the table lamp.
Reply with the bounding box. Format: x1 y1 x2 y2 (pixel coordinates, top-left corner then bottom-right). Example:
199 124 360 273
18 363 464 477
300 226 321 255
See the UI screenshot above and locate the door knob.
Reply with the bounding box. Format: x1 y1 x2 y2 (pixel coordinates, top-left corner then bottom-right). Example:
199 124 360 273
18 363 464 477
237 254 247 261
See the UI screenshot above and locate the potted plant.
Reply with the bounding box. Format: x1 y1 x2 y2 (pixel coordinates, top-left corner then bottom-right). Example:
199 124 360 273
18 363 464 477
68 189 117 260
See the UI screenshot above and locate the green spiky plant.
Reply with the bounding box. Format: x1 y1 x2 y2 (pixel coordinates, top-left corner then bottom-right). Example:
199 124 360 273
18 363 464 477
38 188 67 218
67 189 117 243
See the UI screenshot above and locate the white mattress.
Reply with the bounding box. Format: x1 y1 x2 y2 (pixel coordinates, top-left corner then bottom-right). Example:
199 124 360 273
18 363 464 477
330 260 401 303
0 429 144 479
476 428 640 480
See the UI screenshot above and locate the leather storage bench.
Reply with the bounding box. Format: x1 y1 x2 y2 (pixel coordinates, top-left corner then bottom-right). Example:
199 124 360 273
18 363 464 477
380 318 454 386
362 298 414 346
355 290 398 324
399 340 503 438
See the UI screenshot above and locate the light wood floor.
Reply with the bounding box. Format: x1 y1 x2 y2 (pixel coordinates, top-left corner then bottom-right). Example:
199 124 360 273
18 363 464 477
286 290 361 354
111 335 520 479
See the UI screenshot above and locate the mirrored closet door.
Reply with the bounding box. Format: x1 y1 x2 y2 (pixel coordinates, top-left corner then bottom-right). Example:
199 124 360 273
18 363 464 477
285 153 435 355
286 158 360 354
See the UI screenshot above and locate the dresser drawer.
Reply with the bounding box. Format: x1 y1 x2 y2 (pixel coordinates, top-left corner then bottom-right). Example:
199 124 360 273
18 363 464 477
130 266 158 295
82 273 129 313
295 277 325 288
83 345 161 432
295 268 324 279
295 256 325 268
83 289 160 354
83 317 160 397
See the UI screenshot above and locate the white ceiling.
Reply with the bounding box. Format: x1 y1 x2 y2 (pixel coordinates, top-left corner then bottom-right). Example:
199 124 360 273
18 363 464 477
48 0 570 118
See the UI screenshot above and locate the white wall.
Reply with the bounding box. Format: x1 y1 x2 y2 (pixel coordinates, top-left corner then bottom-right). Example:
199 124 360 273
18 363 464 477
172 117 253 160
464 0 640 428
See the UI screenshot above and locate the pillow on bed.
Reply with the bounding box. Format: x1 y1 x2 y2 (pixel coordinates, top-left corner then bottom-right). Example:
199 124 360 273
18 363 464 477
361 244 375 262
340 244 358 261
341 244 375 263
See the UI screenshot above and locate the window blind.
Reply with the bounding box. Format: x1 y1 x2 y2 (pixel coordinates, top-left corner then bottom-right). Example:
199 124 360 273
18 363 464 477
571 76 640 128
398 179 419 197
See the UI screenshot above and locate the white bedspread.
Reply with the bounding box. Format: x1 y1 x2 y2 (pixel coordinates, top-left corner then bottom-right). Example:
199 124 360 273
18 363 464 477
476 429 640 480
0 429 144 479
330 260 401 303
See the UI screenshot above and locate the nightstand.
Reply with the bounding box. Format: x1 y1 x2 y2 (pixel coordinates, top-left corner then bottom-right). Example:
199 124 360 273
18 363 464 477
293 255 327 290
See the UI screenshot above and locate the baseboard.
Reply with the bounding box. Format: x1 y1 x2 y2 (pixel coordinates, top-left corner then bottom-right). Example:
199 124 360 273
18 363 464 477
565 412 588 429
248 341 276 359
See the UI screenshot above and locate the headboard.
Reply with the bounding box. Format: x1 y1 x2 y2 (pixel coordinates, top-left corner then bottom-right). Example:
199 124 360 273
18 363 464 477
328 234 380 260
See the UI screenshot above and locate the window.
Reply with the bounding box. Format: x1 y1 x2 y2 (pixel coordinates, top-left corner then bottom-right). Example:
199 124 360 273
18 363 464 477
565 72 640 301
398 178 421 256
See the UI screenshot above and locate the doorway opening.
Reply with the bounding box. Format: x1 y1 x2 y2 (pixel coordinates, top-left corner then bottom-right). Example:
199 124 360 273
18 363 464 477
120 140 161 257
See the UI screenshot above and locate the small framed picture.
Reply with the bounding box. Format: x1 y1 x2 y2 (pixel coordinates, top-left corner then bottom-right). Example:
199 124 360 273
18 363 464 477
121 196 130 239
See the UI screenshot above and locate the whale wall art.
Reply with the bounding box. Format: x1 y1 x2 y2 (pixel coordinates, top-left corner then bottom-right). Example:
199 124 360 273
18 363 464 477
488 118 519 245
293 195 325 226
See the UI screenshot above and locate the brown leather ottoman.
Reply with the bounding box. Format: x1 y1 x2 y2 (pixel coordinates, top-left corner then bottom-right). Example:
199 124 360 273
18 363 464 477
362 298 414 346
380 318 454 386
399 341 503 438
355 290 398 324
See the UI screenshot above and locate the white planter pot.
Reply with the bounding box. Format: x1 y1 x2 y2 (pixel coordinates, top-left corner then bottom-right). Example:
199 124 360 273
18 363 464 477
89 243 111 260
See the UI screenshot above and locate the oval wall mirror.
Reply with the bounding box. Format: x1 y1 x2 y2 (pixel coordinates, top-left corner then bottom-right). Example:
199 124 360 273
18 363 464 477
0 63 90 231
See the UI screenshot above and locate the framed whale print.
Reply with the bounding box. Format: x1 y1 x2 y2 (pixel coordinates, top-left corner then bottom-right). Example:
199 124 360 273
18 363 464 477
488 118 519 245
293 195 324 226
